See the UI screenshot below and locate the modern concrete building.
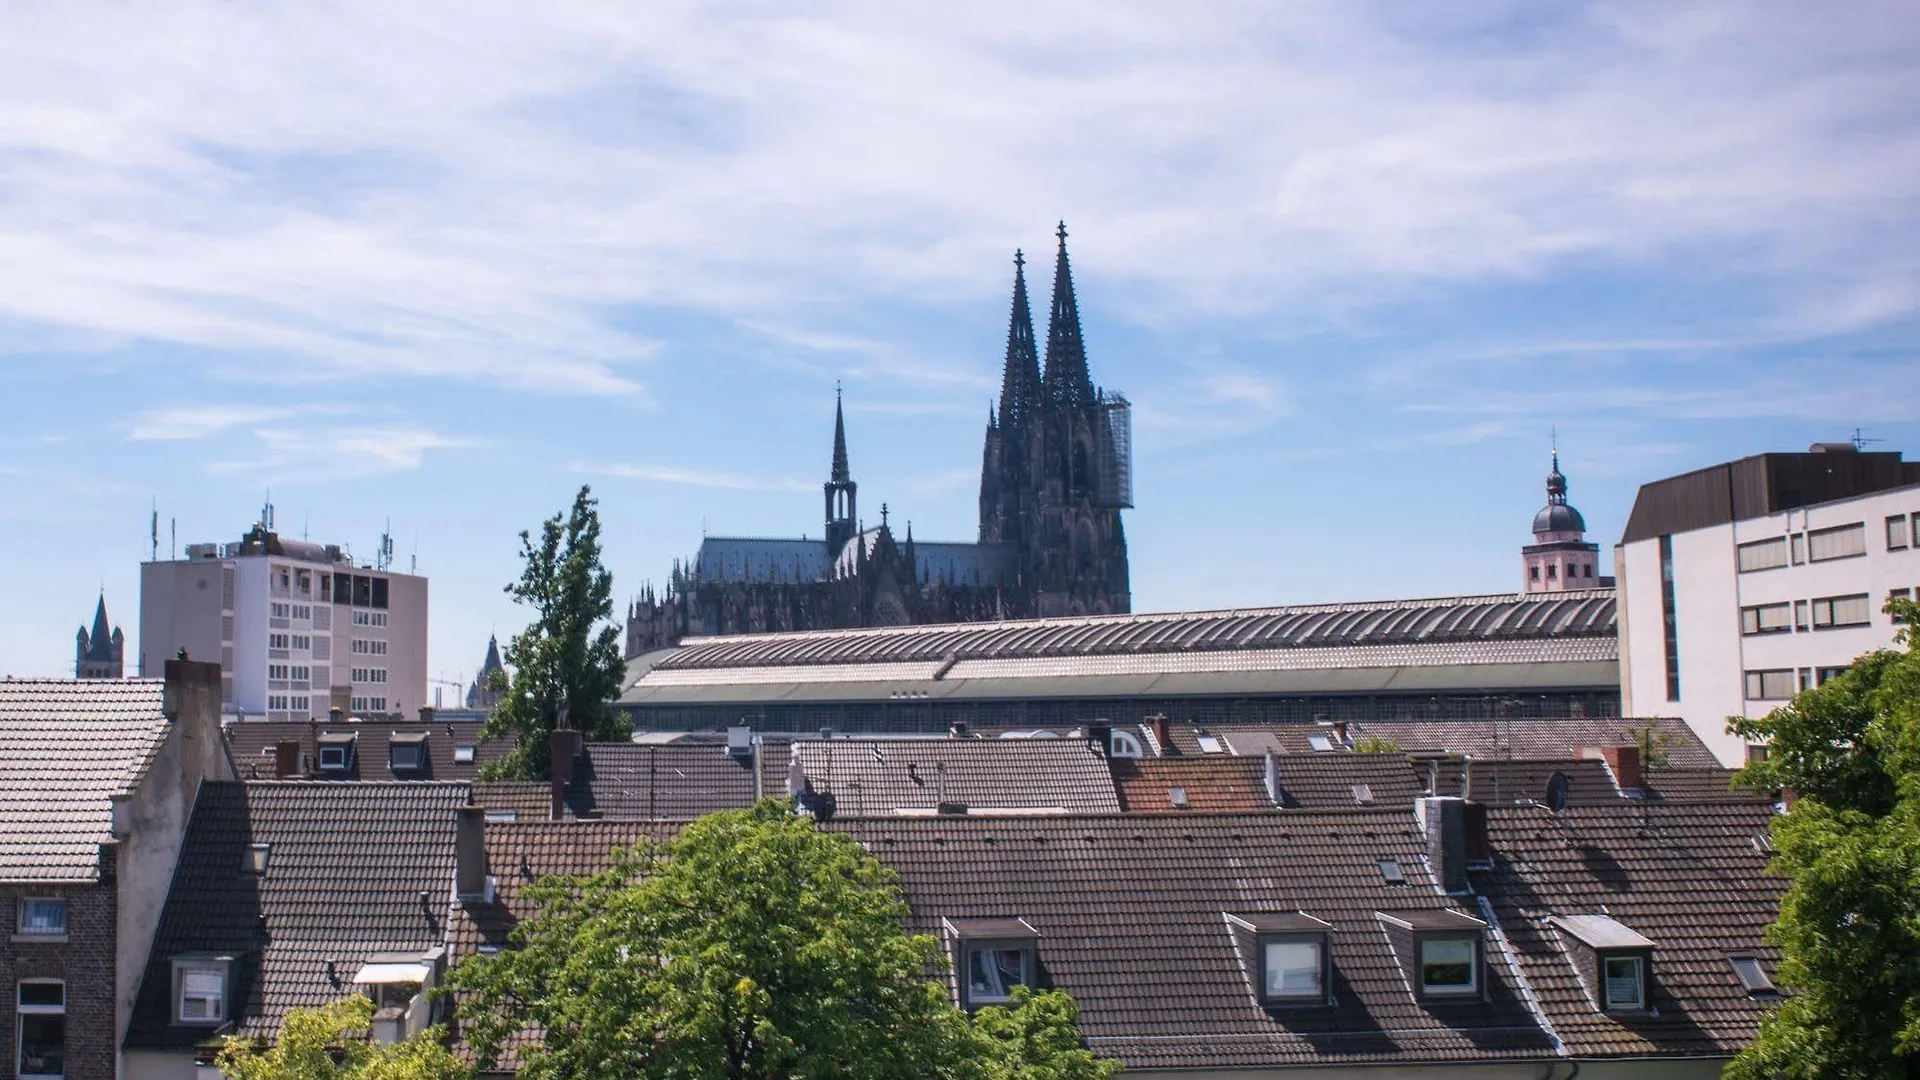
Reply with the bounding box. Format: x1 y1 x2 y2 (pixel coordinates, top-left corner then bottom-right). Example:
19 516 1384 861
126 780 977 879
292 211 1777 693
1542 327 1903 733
1617 442 1920 764
139 513 428 721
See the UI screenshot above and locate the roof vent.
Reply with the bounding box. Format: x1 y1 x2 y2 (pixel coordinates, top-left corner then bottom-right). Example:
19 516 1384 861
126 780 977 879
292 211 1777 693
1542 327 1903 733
936 801 969 816
726 725 754 761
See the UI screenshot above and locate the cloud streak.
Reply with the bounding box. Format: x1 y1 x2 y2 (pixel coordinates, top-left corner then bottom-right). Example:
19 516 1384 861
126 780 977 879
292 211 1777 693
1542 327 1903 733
585 462 813 492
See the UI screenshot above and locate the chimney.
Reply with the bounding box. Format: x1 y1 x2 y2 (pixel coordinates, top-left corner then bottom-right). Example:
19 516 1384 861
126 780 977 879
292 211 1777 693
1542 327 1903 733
1262 750 1282 806
1089 725 1112 758
1151 714 1172 755
549 728 582 821
454 807 492 903
161 656 221 726
1578 745 1643 792
1330 720 1349 747
274 740 302 779
418 705 435 724
1418 796 1470 894
726 725 755 761
1460 756 1473 801
329 706 344 723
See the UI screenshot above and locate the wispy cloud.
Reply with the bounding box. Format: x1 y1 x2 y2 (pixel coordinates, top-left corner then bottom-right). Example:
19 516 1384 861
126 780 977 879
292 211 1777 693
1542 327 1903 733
205 426 474 477
585 461 812 492
129 403 299 441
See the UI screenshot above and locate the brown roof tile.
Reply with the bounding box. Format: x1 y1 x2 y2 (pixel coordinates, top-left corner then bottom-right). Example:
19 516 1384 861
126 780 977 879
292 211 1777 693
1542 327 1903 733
1109 757 1273 812
224 720 508 782
1349 717 1720 768
790 739 1121 816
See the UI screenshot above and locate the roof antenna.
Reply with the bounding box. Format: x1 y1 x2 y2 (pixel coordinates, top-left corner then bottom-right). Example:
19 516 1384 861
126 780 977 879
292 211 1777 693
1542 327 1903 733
150 498 159 562
1853 427 1885 451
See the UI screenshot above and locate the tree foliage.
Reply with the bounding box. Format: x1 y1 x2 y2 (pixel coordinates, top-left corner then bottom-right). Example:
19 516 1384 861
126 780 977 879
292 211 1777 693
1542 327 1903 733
1724 597 1920 1080
448 801 1116 1080
480 484 627 778
214 995 469 1080
1349 736 1401 754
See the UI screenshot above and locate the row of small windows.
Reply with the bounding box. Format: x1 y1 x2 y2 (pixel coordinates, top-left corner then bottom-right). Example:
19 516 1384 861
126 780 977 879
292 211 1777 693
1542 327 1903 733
1528 562 1595 582
350 638 388 655
268 602 314 620
350 667 389 684
267 664 312 681
349 696 388 714
267 633 313 651
1737 521 1872 573
265 695 312 712
1739 593 1874 636
1744 665 1852 701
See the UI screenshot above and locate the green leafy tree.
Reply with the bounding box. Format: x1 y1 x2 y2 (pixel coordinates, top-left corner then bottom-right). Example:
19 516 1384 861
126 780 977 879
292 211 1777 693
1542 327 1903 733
1624 721 1674 777
1724 597 1920 1080
969 987 1118 1080
448 801 1115 1080
480 485 627 778
215 995 469 1080
1350 736 1401 754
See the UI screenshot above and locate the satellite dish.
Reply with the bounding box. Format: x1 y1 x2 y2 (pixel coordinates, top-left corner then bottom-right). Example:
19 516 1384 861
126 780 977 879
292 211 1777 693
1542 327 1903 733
1545 771 1570 813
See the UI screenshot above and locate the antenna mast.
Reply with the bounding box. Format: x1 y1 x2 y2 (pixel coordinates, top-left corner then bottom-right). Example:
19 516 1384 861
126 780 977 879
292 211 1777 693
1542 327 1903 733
377 520 395 572
150 500 159 562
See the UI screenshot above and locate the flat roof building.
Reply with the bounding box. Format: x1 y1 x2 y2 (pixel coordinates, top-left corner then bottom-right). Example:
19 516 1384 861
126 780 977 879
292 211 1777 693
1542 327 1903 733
139 511 428 722
1617 442 1920 763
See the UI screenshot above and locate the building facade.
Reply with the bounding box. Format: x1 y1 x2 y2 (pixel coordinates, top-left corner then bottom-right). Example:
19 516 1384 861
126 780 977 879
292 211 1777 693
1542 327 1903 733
625 226 1132 657
75 594 125 679
139 514 429 721
1617 442 1920 764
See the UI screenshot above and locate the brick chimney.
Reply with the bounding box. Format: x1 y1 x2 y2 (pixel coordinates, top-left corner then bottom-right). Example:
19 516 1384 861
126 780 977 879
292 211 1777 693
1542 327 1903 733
1418 797 1470 894
549 728 583 821
1578 745 1643 792
274 740 302 779
1150 714 1172 755
455 807 492 903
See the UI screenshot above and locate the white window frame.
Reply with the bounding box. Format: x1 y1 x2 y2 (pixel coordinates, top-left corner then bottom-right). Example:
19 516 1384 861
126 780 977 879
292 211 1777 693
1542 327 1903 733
1889 515 1910 551
1602 954 1645 1011
1417 936 1479 997
318 741 354 770
1259 936 1327 1003
15 898 67 938
172 958 229 1025
16 979 65 1080
963 943 1032 1006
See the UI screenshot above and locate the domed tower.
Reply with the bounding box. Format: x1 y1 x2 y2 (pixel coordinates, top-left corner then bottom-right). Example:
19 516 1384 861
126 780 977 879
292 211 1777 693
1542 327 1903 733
1522 449 1601 593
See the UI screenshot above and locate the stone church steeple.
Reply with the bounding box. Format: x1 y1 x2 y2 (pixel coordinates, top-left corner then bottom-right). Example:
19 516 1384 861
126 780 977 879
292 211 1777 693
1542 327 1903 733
1523 445 1602 592
76 593 124 679
824 387 858 556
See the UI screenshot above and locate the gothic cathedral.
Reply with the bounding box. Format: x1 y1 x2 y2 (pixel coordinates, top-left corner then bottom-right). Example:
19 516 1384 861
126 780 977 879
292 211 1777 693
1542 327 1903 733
625 225 1132 657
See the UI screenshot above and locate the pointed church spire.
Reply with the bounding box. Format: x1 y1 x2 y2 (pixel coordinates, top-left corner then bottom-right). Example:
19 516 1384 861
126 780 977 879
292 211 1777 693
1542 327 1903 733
1042 221 1094 406
830 383 852 483
90 594 111 650
998 249 1042 429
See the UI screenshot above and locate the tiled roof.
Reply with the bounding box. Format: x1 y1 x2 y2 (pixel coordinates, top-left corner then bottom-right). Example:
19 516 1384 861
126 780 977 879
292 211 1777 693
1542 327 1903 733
125 781 467 1048
0 679 171 882
568 742 784 819
1266 753 1431 810
1348 717 1720 769
1643 767 1772 802
790 739 1121 817
1477 802 1785 1057
1108 757 1273 812
1426 758 1622 807
834 813 1555 1070
658 590 1617 669
224 720 508 781
470 781 558 820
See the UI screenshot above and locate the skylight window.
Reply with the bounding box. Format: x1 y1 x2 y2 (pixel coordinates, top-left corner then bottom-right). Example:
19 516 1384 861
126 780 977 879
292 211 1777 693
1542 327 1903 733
1168 785 1189 809
1729 954 1777 995
1308 734 1335 752
484 810 518 823
1352 783 1374 805
1378 859 1405 884
246 843 271 875
1196 735 1224 754
454 746 476 764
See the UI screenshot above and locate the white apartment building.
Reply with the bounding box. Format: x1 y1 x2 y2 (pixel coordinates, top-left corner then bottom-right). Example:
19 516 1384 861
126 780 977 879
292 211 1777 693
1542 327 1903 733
139 517 428 721
1618 443 1920 764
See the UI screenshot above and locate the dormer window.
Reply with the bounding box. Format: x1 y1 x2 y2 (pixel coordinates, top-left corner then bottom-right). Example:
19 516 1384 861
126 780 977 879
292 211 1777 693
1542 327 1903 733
1108 730 1145 758
1376 910 1488 1002
945 917 1039 1008
171 955 233 1025
317 733 356 772
1551 915 1655 1014
388 733 428 773
1228 912 1333 1007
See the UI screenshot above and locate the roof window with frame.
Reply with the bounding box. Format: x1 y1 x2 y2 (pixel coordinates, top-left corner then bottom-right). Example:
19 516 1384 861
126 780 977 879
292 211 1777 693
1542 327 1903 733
388 732 428 773
171 955 234 1025
1551 915 1655 1014
1376 910 1488 1002
1729 954 1777 996
1228 912 1333 1007
453 745 476 764
317 733 357 772
945 917 1039 1009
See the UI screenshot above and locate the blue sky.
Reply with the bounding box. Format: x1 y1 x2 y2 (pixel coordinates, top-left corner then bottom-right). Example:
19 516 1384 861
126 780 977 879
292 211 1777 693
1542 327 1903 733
3 1 1919 690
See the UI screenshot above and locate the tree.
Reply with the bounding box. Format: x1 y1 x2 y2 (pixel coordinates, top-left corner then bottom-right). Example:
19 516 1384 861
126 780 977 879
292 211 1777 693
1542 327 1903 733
215 995 469 1080
1724 597 1920 1080
1350 736 1401 754
448 801 1115 1080
480 485 628 779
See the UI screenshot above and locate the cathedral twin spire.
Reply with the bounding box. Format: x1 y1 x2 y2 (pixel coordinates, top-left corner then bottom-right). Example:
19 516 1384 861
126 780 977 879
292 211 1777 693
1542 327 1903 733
997 222 1093 428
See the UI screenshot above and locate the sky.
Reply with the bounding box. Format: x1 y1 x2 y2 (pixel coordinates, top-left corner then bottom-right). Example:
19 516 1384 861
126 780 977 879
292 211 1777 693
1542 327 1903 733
3 1 1919 692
